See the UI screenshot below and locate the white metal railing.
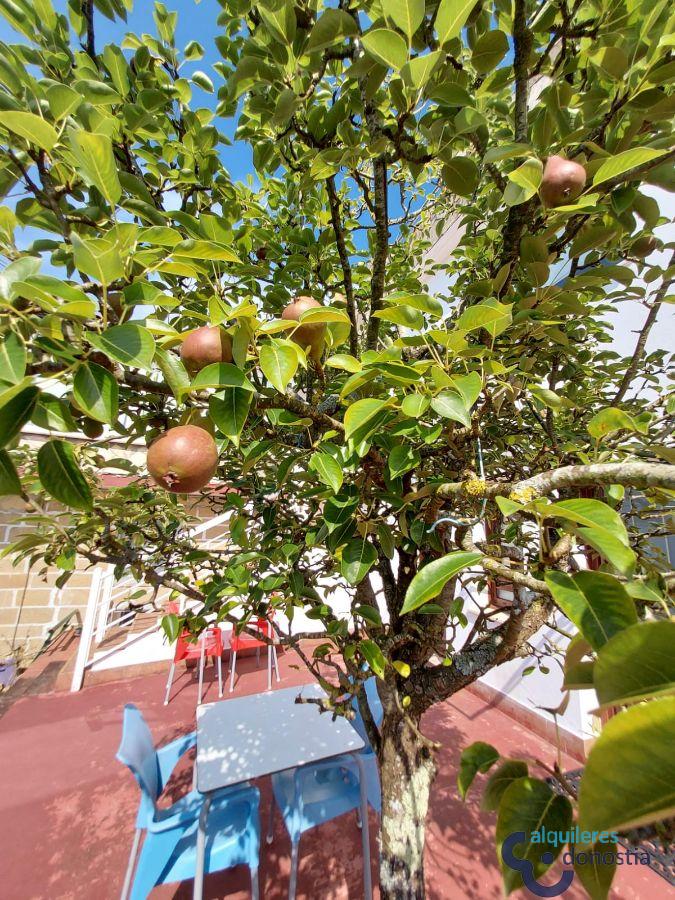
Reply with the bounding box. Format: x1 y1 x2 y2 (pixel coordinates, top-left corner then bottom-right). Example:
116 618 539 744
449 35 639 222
70 513 231 691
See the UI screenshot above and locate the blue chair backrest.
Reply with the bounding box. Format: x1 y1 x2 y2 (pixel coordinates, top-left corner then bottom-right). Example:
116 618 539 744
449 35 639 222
116 704 161 817
350 677 383 747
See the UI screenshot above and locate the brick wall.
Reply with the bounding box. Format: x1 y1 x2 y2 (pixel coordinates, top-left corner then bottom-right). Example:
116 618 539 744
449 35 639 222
0 496 94 658
0 487 227 661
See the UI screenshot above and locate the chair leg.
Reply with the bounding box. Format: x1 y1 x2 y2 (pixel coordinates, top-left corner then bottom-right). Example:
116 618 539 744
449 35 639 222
289 839 300 900
197 641 205 706
120 827 142 900
250 866 259 900
266 793 275 845
267 643 272 691
229 651 237 692
163 662 176 706
256 646 260 668
217 654 223 697
272 645 280 682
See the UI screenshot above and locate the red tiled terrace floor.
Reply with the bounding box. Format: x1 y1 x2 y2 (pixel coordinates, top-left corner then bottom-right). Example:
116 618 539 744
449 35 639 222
0 646 669 899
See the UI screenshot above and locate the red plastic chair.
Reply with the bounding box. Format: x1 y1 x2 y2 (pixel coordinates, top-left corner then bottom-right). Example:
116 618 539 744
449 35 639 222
163 618 224 707
229 613 280 693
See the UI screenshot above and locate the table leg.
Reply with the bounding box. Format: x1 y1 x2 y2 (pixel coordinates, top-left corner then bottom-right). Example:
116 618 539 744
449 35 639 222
193 794 211 899
353 754 372 900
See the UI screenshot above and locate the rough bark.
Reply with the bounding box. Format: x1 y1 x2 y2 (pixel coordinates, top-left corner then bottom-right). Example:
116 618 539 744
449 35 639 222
378 705 436 899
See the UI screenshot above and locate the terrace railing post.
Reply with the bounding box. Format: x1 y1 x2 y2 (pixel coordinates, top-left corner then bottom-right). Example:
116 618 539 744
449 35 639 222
95 565 114 642
70 566 102 692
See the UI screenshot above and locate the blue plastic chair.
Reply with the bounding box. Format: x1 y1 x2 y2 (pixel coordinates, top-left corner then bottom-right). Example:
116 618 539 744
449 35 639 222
268 678 382 899
117 704 260 900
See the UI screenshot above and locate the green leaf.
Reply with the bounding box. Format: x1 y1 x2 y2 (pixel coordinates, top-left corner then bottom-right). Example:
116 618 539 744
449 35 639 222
373 305 424 328
576 525 636 577
71 234 124 285
441 157 479 198
155 348 191 400
101 44 130 97
258 0 296 45
37 440 92 511
209 387 253 447
529 386 563 410
0 448 21 495
548 498 629 547
192 363 254 392
388 444 420 479
435 0 478 46
504 158 543 206
392 660 411 678
361 28 408 70
46 84 82 120
401 50 442 88
161 613 181 643
495 496 524 517
0 381 39 447
88 323 156 370
387 0 425 41
70 131 122 205
191 70 214 92
587 407 641 440
458 741 499 800
431 391 470 427
449 372 482 408
306 8 358 52
325 353 362 373
299 306 350 325
2 111 58 151
578 697 675 833
359 638 386 679
401 393 429 418
72 362 118 425
32 393 78 433
481 760 529 811
259 340 299 393
544 570 637 650
457 299 512 336
594 620 675 707
344 398 388 440
573 840 617 900
341 538 378 585
172 240 240 263
73 79 120 105
471 30 509 74
0 331 26 383
593 148 667 186
401 551 482 614
309 451 343 493
496 778 573 894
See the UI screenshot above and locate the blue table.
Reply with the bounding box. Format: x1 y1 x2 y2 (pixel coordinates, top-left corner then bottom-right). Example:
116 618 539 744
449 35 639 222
193 683 371 899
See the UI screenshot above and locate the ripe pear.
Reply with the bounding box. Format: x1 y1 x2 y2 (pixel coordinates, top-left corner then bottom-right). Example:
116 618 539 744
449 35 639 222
81 417 104 439
180 326 233 375
630 234 657 258
281 296 325 363
539 155 586 207
147 424 219 493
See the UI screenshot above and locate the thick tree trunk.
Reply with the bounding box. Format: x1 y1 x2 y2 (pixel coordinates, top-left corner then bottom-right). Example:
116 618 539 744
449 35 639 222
378 708 437 899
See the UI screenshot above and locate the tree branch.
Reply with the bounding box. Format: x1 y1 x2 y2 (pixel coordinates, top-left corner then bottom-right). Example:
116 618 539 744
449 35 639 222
326 175 359 355
613 250 675 404
82 0 96 59
435 461 675 499
365 156 389 349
